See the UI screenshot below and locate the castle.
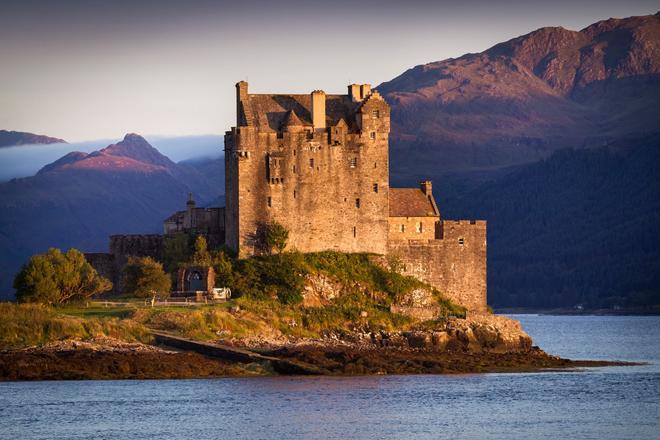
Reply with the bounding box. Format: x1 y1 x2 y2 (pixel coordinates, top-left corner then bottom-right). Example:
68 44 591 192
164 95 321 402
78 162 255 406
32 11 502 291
88 82 487 312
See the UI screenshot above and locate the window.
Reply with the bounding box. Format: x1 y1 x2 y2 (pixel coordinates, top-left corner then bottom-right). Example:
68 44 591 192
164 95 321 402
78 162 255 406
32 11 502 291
267 197 272 207
416 222 422 233
458 238 465 246
400 224 405 233
374 162 377 168
293 190 297 199
293 165 296 173
371 110 380 119
373 183 379 193
309 158 314 168
353 226 357 238
369 131 376 140
350 157 357 168
355 198 360 208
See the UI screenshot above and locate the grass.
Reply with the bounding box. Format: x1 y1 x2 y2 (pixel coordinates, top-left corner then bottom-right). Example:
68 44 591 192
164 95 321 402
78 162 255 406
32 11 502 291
1 251 467 348
0 303 150 349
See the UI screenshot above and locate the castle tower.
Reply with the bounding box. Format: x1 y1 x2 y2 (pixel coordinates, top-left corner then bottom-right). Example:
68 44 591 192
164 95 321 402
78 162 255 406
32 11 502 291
224 82 390 257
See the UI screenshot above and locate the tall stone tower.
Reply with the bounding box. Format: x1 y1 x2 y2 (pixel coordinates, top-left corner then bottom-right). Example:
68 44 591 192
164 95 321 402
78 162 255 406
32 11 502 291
224 82 391 257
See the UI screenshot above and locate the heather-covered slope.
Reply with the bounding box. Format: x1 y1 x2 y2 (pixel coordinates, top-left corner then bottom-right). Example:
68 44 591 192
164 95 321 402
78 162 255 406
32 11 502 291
439 140 660 309
0 134 220 299
380 12 660 178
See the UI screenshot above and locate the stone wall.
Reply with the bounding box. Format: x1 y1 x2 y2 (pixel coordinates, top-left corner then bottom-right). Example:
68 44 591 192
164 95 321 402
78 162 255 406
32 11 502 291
84 253 117 292
387 220 487 313
225 91 391 257
388 217 438 241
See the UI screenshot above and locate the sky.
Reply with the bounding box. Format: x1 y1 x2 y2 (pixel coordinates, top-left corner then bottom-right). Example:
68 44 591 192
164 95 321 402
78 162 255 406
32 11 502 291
1 0 658 142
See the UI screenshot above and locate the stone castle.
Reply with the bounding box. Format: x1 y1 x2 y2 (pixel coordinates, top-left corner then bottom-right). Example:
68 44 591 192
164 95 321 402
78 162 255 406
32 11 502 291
88 82 486 312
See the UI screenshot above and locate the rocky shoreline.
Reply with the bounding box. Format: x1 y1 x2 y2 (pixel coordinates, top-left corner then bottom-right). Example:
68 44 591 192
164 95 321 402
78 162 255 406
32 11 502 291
0 315 634 381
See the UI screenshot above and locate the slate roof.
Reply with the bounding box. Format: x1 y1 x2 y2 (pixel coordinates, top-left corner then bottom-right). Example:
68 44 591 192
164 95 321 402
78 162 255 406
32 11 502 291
244 94 359 131
389 188 439 217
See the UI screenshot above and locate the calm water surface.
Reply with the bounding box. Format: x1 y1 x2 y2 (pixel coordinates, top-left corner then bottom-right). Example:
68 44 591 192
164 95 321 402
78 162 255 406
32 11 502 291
1 315 659 439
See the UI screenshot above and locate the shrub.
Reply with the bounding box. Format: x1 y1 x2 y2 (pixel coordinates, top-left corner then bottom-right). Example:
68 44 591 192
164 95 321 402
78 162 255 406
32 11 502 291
122 256 171 298
14 248 112 305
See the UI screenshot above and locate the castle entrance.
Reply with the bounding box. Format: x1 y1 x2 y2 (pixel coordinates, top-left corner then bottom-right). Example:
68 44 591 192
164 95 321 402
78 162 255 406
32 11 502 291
187 271 204 291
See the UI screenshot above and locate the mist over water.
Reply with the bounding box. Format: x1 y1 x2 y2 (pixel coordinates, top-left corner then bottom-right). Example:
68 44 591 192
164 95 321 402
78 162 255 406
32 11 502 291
0 134 223 181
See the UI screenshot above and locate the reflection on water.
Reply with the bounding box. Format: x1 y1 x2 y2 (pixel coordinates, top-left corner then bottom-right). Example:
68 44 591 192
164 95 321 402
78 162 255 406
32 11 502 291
1 315 659 439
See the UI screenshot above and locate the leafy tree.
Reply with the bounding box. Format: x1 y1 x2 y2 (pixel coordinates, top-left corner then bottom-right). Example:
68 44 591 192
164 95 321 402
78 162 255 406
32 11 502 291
211 249 234 287
191 235 212 266
14 248 112 304
265 221 289 255
122 256 171 298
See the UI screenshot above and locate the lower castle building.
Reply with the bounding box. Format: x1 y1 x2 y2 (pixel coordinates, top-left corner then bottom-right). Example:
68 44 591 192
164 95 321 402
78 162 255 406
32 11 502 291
88 81 487 313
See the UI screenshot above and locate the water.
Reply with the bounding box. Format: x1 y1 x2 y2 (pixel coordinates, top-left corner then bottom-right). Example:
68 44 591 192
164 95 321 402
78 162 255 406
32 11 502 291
1 315 659 439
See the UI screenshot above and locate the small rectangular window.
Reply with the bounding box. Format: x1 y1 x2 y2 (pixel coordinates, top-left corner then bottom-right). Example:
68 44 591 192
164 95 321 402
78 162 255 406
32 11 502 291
369 131 376 140
293 190 297 199
416 222 422 233
400 224 405 233
350 157 357 168
309 158 314 168
353 226 357 238
267 197 272 207
458 238 465 246
293 165 296 173
372 110 380 119
373 183 378 193
355 198 360 208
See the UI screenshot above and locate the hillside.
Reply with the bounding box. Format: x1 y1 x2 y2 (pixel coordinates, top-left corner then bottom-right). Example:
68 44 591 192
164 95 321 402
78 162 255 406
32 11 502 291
0 130 66 148
379 12 660 178
0 134 220 299
440 140 660 309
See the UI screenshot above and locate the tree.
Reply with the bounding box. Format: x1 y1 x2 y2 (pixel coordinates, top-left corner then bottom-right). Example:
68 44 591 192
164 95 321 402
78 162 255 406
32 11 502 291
211 249 234 287
265 221 289 255
191 235 212 266
14 248 112 304
122 256 171 299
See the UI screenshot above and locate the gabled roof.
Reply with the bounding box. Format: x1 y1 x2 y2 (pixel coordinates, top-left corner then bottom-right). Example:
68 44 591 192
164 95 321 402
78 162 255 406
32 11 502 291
243 94 360 131
282 109 303 127
389 188 439 217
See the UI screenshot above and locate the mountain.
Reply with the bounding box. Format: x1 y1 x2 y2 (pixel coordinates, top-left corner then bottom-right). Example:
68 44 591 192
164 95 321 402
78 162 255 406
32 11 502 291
0 134 221 299
0 130 66 148
379 12 660 178
439 139 660 309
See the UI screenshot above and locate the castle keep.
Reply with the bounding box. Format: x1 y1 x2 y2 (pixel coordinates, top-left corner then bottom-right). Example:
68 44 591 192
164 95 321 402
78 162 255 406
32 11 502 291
89 82 487 312
224 82 487 312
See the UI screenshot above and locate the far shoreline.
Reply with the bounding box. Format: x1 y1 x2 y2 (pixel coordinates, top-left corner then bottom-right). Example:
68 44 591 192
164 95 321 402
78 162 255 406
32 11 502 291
496 307 660 316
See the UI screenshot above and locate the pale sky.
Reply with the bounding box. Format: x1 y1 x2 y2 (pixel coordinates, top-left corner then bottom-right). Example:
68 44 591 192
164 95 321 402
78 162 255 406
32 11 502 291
1 0 658 142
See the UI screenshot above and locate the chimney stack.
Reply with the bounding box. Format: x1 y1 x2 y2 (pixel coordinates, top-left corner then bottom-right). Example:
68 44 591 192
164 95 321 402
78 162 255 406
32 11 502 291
360 84 372 99
311 90 326 129
420 180 432 196
236 81 248 126
348 84 361 102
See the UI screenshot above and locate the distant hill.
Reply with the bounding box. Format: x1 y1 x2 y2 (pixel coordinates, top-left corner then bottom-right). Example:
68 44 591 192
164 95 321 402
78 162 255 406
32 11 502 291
379 12 660 179
0 130 66 148
437 138 660 309
0 134 221 299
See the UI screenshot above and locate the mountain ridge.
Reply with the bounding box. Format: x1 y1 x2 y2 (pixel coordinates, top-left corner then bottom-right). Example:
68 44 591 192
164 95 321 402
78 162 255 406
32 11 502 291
0 130 66 148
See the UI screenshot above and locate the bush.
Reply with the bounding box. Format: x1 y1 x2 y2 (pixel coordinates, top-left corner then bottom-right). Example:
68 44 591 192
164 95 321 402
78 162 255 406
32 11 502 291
122 256 171 298
14 248 112 305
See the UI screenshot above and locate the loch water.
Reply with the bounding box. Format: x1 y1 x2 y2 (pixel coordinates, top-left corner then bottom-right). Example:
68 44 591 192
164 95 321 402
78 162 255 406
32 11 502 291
1 315 659 439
